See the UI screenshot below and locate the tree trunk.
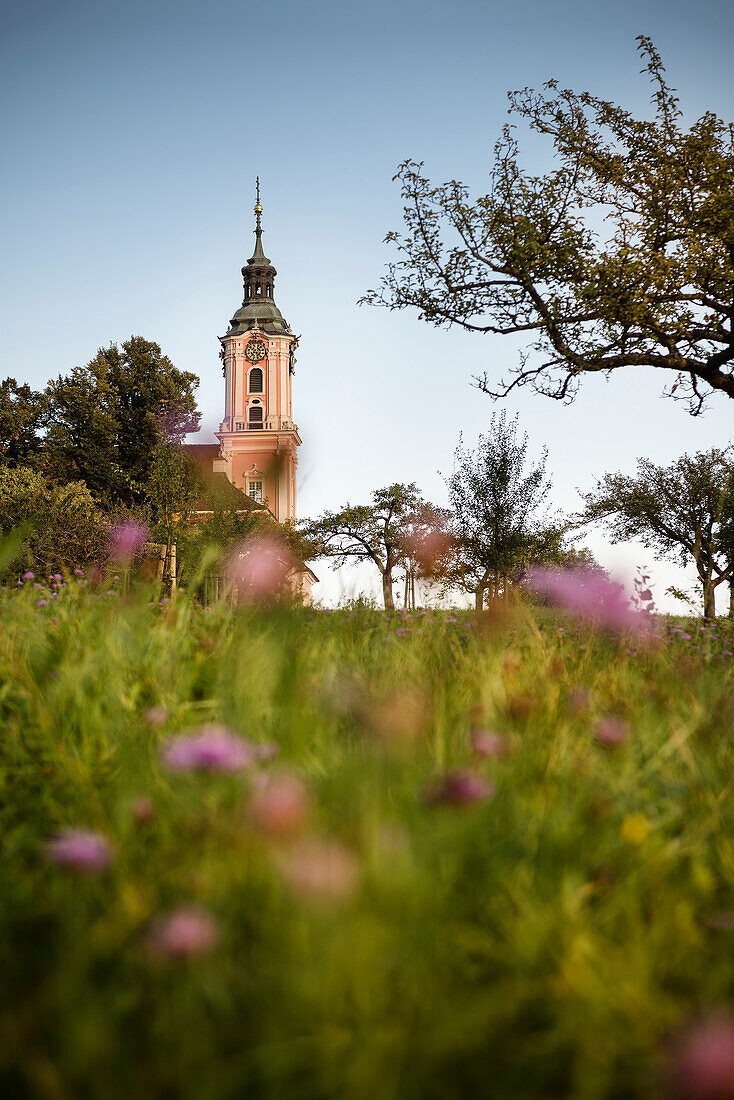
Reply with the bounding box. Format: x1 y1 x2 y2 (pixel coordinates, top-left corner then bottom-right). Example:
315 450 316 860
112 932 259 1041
382 570 395 610
474 586 485 612
702 575 716 619
730 584 734 620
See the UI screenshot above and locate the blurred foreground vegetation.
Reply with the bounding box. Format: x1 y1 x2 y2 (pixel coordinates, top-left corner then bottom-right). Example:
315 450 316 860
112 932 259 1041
2 579 734 1098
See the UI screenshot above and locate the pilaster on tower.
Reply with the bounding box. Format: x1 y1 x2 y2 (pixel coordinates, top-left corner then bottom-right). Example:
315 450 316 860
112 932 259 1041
214 182 301 524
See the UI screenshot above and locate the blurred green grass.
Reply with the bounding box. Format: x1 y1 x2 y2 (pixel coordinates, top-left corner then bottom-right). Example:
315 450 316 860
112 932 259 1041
1 581 734 1099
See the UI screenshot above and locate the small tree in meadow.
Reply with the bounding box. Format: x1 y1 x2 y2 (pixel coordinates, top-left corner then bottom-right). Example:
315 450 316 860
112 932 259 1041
445 413 552 609
581 448 734 618
305 483 427 610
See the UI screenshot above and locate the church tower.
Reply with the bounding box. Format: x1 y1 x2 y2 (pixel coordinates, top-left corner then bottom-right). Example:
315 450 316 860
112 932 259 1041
213 183 300 522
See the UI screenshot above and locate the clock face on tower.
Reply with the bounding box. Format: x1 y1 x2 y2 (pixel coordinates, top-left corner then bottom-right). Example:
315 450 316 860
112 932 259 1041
245 338 267 362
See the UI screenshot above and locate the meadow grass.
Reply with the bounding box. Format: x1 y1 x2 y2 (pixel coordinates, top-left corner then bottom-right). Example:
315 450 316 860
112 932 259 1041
1 578 734 1098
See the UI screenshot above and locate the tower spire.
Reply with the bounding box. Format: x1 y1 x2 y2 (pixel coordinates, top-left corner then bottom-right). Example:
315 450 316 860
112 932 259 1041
249 177 269 265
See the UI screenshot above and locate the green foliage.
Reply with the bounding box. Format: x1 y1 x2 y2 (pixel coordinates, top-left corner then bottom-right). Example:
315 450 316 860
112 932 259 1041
147 445 201 590
43 337 200 504
363 38 734 413
0 465 109 577
2 588 734 1097
582 447 734 616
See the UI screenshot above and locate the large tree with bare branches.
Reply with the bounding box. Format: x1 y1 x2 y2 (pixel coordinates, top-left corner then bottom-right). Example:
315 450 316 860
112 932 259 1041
362 38 734 415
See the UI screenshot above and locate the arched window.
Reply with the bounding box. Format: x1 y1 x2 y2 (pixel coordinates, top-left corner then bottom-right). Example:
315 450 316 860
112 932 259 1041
248 405 263 430
249 367 263 393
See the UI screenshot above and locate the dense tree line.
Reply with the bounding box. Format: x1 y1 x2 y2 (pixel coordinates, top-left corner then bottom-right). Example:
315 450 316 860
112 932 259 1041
0 337 310 585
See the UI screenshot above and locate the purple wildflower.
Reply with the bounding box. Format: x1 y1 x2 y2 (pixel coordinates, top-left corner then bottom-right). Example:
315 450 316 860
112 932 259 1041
425 769 495 807
132 796 155 825
145 706 169 727
146 907 218 959
109 521 148 563
471 729 507 758
74 568 85 577
226 534 291 602
253 741 279 762
248 772 310 836
672 1014 734 1099
277 838 361 906
37 599 47 607
527 567 640 631
593 716 629 748
23 571 35 581
45 829 111 872
162 725 256 772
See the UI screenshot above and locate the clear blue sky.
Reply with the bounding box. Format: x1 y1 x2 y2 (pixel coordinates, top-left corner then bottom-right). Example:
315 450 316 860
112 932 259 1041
2 0 733 608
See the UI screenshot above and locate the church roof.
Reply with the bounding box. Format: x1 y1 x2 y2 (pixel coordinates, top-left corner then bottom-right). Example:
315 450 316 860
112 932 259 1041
228 298 288 336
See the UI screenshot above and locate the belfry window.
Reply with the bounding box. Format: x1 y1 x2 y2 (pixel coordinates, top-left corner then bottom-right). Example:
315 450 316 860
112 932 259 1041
248 405 263 430
249 367 263 393
248 480 263 503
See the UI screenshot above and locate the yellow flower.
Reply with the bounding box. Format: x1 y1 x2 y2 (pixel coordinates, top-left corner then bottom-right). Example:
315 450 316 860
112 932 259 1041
621 812 651 846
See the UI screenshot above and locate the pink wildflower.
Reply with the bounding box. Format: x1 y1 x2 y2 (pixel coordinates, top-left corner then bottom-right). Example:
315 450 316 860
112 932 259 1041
593 716 629 747
132 797 155 825
23 571 34 581
425 769 495 807
226 534 291 602
278 838 360 906
248 772 310 837
527 567 640 631
109 521 148 563
145 706 169 726
404 526 453 577
672 1014 734 1099
253 741 279 761
146 907 218 959
470 729 507 758
45 829 111 872
567 687 591 714
162 725 256 772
